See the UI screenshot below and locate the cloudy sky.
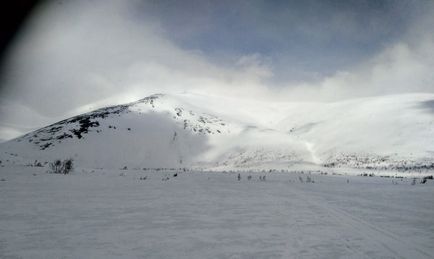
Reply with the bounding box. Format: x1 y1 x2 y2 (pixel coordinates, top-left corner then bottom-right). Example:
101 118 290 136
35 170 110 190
0 0 434 141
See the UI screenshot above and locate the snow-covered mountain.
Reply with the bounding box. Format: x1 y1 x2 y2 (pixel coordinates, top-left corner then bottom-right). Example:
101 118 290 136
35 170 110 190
1 93 434 171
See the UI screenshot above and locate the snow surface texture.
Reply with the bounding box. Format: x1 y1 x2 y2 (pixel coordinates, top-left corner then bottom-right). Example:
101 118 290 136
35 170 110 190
1 93 434 171
0 167 433 258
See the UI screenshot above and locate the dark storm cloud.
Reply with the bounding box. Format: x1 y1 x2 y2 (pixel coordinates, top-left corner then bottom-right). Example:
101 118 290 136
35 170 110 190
0 0 433 140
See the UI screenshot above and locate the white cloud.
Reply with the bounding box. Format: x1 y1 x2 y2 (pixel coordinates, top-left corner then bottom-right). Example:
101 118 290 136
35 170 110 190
281 24 434 101
1 0 275 113
0 0 434 140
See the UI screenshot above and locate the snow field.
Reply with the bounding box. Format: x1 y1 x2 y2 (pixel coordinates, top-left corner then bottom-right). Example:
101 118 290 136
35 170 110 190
1 166 433 258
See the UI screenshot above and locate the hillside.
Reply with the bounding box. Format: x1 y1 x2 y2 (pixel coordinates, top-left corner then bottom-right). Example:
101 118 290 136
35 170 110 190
1 93 433 171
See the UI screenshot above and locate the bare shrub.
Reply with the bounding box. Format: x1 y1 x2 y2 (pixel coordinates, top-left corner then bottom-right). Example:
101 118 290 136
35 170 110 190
49 159 73 174
298 176 304 183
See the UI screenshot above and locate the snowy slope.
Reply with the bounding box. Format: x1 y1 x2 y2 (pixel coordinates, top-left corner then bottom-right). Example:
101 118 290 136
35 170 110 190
276 94 434 170
0 94 236 168
1 93 434 171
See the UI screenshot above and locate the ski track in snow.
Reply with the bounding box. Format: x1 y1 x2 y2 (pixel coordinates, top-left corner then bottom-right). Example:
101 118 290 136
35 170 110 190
286 184 432 258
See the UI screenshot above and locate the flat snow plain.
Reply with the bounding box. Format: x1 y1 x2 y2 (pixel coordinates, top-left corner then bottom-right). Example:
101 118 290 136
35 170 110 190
1 166 433 258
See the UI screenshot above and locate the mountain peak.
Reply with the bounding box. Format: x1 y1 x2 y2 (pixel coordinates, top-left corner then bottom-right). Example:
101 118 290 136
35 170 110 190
1 93 434 171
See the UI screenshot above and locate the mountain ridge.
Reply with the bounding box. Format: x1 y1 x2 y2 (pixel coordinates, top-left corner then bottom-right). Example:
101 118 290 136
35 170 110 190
1 92 434 172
